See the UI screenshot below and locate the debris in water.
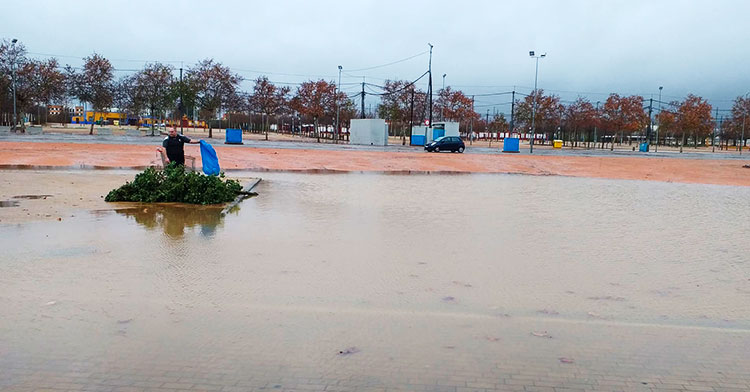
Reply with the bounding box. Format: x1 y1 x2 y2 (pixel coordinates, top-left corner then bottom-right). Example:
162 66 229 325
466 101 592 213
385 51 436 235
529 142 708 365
441 296 456 302
338 346 360 356
12 194 53 199
587 295 626 301
531 331 552 339
537 309 559 315
44 301 57 306
452 280 473 287
587 312 607 319
117 319 133 324
558 357 575 364
485 336 500 342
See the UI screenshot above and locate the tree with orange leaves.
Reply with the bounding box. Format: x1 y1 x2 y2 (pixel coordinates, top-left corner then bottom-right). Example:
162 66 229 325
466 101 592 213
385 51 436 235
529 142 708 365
514 89 563 144
436 87 480 132
655 106 677 147
564 97 598 147
601 94 647 150
675 94 712 152
290 79 350 142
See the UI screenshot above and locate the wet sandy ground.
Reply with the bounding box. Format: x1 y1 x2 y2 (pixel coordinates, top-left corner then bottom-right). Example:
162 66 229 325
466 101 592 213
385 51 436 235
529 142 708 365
0 171 257 225
1 141 750 187
1 171 749 391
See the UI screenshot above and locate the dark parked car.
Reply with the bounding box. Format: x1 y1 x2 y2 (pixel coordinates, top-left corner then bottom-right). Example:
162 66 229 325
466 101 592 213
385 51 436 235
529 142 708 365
425 136 465 153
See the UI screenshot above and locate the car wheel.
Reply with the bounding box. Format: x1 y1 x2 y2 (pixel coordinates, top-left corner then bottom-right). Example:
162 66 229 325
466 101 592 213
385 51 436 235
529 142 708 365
458 146 465 153
434 146 440 152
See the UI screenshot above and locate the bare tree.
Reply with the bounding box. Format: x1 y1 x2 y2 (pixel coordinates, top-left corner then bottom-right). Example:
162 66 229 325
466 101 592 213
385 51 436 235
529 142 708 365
32 58 66 124
290 79 339 142
69 53 115 134
188 59 242 138
134 63 175 135
249 76 290 140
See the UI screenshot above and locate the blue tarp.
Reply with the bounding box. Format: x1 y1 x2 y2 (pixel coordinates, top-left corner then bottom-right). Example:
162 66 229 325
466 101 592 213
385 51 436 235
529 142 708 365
199 140 220 176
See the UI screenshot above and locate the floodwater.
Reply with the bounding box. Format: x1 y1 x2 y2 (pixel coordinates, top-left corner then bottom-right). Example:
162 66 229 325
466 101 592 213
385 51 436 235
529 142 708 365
1 172 750 390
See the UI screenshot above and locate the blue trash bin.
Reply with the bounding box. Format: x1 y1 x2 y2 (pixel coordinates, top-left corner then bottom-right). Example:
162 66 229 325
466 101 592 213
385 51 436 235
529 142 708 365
503 137 520 153
225 128 243 144
639 142 648 152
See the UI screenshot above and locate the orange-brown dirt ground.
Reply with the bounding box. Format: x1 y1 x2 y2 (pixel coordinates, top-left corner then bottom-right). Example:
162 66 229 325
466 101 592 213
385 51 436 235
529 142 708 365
1 141 749 186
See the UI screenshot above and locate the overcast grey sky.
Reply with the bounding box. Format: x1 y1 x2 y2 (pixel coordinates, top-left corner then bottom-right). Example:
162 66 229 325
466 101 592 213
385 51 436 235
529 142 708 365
2 0 749 114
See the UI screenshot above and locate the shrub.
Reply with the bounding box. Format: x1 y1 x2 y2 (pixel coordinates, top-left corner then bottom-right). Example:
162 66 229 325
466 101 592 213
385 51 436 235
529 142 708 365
105 164 242 205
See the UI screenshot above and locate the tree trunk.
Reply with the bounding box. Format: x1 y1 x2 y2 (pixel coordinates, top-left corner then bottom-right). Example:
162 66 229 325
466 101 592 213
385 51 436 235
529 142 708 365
89 110 95 135
315 117 319 143
208 119 213 138
265 115 269 141
680 132 684 153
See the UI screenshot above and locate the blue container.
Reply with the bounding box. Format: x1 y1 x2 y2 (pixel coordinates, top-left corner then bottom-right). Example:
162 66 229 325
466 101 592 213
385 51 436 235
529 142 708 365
639 142 648 152
225 128 243 144
411 134 426 146
432 129 445 140
503 137 520 153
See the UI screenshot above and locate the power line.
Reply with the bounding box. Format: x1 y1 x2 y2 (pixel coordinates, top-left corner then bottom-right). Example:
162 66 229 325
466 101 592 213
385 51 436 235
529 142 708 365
346 50 429 72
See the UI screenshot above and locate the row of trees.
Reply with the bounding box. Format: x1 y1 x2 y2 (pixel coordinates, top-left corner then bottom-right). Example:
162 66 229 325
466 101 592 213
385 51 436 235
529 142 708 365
2 38 749 147
0 39 358 139
373 79 749 149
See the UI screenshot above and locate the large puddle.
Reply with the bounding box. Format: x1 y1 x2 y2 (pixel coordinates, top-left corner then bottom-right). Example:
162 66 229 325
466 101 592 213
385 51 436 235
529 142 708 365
1 172 749 387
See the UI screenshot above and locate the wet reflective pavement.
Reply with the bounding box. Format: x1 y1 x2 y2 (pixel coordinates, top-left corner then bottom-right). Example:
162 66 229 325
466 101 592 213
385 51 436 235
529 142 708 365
1 173 749 391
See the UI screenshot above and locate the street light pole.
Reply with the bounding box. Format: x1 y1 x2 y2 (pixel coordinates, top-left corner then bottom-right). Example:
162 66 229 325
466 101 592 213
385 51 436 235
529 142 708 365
11 38 18 132
741 92 749 155
656 86 662 152
427 43 433 128
335 65 342 144
529 51 546 153
441 73 446 120
594 101 599 149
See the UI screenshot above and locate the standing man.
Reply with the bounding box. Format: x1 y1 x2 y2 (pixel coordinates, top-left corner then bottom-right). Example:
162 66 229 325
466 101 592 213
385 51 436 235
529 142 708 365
158 128 200 166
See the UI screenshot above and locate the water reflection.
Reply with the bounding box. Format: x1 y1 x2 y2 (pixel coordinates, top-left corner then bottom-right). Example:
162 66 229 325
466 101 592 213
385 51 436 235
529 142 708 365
114 204 228 238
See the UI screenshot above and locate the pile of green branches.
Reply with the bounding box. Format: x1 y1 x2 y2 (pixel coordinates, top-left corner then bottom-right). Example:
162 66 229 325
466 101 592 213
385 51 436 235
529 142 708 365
105 163 242 205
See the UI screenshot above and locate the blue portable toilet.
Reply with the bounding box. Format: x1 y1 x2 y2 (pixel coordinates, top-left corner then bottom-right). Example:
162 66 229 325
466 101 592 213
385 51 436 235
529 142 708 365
225 128 243 144
639 142 648 152
503 137 520 153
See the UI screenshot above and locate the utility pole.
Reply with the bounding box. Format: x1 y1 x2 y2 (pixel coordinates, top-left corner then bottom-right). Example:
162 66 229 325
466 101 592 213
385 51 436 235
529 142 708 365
742 92 749 155
179 67 184 134
713 107 718 152
594 101 600 149
11 38 18 132
335 65 342 144
646 98 653 151
486 109 490 148
510 89 515 135
361 82 365 119
656 86 663 152
470 95 474 145
428 43 433 127
408 89 415 146
742 111 746 155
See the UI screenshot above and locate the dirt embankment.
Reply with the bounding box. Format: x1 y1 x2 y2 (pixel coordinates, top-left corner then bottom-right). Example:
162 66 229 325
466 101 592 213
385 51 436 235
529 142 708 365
0 141 749 187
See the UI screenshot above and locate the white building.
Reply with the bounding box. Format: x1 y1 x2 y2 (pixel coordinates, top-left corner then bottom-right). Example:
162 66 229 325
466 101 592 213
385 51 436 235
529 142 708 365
349 119 388 146
410 121 460 145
